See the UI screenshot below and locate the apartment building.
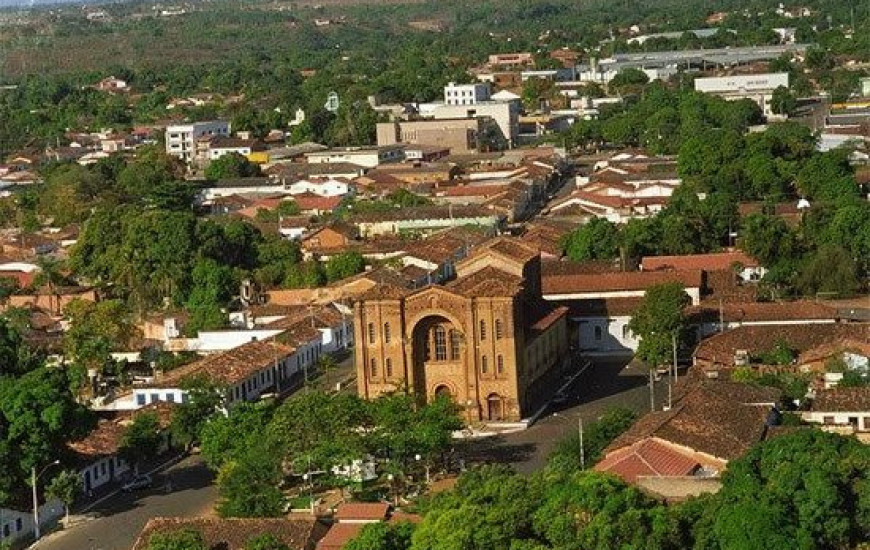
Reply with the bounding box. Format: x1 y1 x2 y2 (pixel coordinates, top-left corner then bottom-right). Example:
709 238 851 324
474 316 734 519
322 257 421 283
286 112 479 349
165 121 230 163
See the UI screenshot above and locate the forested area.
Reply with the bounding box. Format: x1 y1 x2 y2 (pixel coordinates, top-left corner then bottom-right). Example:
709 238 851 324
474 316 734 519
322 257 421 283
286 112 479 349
1 0 869 155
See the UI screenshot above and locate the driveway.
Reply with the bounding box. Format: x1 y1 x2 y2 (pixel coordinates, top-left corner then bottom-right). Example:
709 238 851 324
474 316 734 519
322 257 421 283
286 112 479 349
32 455 217 550
460 357 671 474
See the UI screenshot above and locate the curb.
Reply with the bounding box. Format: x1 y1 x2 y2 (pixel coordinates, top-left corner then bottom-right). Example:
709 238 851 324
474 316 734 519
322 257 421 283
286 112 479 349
78 453 187 514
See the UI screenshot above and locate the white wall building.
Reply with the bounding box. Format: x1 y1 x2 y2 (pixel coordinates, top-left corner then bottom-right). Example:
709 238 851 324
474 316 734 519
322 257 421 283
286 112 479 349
287 178 352 198
305 146 405 168
444 82 492 106
694 73 789 118
165 121 229 163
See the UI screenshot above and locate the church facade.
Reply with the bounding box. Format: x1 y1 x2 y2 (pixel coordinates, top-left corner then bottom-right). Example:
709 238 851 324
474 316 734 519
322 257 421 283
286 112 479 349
353 238 568 423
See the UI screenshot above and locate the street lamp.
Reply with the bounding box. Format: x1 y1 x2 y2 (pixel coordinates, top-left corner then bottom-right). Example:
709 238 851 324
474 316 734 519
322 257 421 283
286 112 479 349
551 413 584 469
32 459 61 540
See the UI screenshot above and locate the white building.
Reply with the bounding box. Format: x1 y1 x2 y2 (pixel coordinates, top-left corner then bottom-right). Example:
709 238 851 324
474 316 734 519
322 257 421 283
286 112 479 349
694 73 789 118
165 121 230 163
444 82 492 106
287 177 352 198
305 146 405 168
802 388 870 433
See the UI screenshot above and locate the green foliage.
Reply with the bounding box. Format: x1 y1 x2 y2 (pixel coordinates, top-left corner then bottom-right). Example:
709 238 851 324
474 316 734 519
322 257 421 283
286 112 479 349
186 258 236 334
755 339 797 365
796 245 860 297
695 430 870 549
346 521 416 550
325 251 366 283
46 469 83 518
200 401 275 470
770 85 797 116
561 218 619 262
63 299 134 373
147 529 209 550
205 153 262 180
628 283 689 367
119 411 162 469
547 407 637 474
244 534 290 550
837 370 870 388
216 440 286 518
170 376 225 446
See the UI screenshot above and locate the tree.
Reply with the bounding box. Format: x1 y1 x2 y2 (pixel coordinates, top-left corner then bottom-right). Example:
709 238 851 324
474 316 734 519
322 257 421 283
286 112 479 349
119 411 162 473
561 218 619 262
147 529 208 550
325 251 365 283
205 153 261 180
609 68 649 95
695 430 870 549
216 440 286 518
628 283 690 367
770 85 797 116
170 376 225 447
345 521 415 550
796 245 860 297
46 469 83 525
245 534 290 550
200 401 274 470
186 258 236 334
64 299 134 376
546 407 636 474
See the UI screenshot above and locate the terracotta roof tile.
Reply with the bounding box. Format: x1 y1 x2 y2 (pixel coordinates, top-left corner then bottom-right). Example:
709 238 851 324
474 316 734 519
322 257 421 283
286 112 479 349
448 266 524 297
686 300 839 324
542 270 703 295
642 251 760 272
811 388 870 412
333 502 391 521
595 438 701 483
316 523 365 550
146 339 295 388
694 324 869 367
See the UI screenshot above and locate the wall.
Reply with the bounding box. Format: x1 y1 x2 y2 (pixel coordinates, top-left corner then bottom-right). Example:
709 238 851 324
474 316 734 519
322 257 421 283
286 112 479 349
80 456 130 493
0 500 64 545
802 411 870 431
576 316 638 355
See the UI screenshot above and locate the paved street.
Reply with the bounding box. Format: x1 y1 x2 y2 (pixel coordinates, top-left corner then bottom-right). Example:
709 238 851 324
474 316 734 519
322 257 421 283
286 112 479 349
33 456 217 550
461 358 671 474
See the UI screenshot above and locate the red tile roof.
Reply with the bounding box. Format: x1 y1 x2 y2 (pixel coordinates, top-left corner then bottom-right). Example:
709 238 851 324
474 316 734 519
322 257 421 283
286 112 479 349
146 339 295 388
810 388 870 412
642 251 760 272
292 194 344 212
595 438 701 483
542 270 703 295
333 502 391 522
686 300 839 324
694 324 869 367
315 523 365 550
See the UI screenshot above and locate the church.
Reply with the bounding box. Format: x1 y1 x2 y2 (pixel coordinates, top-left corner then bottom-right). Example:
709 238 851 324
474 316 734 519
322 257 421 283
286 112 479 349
353 237 569 423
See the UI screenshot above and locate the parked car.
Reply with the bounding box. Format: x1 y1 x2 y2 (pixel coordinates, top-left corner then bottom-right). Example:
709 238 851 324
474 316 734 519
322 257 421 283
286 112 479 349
122 474 152 492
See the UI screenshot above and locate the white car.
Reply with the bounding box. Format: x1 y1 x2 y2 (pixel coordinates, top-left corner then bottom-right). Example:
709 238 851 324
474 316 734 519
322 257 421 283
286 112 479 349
122 474 152 492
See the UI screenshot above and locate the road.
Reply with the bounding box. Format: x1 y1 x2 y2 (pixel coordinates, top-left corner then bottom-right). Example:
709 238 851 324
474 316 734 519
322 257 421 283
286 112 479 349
461 358 671 474
33 456 217 550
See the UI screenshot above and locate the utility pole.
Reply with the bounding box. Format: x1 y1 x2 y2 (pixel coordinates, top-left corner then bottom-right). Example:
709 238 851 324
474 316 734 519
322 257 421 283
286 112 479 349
578 417 585 470
648 367 655 412
672 332 678 383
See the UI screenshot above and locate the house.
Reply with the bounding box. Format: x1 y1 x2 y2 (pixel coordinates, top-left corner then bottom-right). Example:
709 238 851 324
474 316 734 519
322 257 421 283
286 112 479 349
595 380 779 500
198 178 289 203
333 502 391 524
692 323 869 372
6 286 98 317
287 177 353 198
236 303 354 354
694 73 790 118
305 146 405 169
0 260 40 289
686 300 840 340
546 191 669 223
802 388 870 434
133 339 300 408
642 251 766 283
265 161 367 180
279 216 314 240
349 205 502 238
541 265 704 354
196 136 266 167
93 76 128 93
131 517 329 550
301 223 359 254
291 193 345 215
68 403 174 494
316 503 419 550
165 121 230 163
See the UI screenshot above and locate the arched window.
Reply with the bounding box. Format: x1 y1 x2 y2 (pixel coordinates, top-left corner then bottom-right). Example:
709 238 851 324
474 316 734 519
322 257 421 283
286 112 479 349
434 326 447 361
495 319 503 340
479 320 487 341
368 323 375 344
386 358 393 377
370 358 377 377
450 330 462 360
497 355 504 375
384 323 391 344
481 355 488 374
